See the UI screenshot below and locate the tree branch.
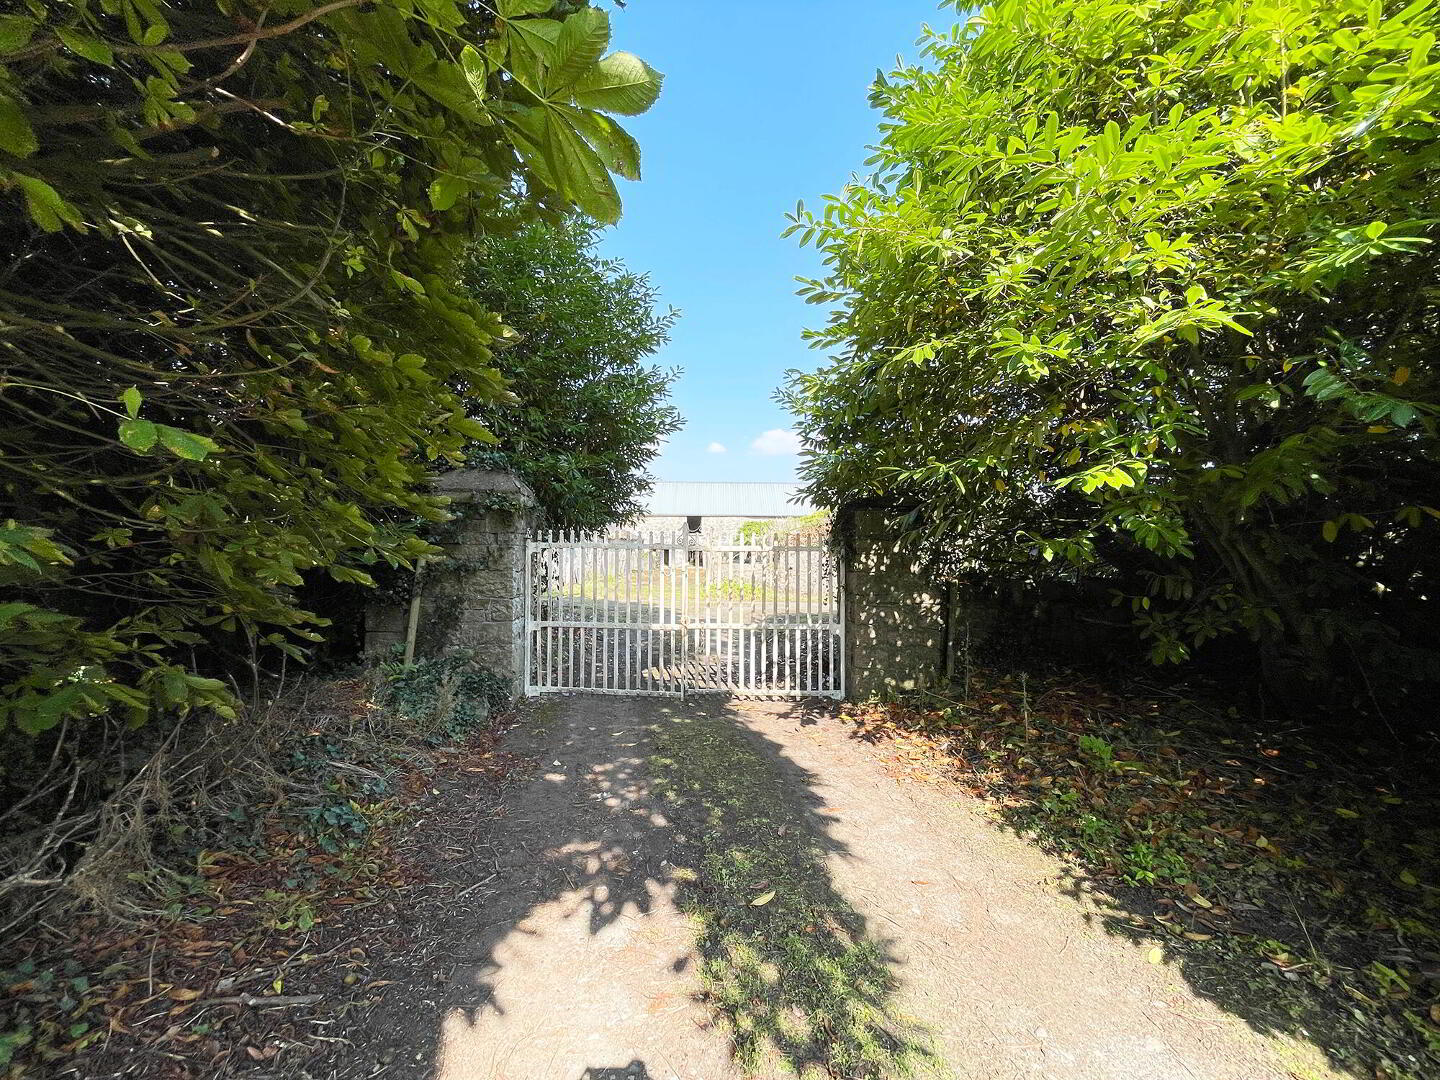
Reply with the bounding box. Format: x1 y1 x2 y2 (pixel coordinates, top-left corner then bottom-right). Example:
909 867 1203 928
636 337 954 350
11 0 371 63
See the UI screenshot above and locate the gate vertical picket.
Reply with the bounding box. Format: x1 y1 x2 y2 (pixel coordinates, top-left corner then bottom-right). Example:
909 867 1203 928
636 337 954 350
525 528 841 698
625 536 634 692
806 536 816 694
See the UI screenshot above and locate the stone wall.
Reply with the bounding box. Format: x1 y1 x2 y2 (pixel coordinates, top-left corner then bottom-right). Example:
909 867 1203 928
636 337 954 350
838 506 1140 700
364 482 1129 704
842 509 948 699
364 470 536 695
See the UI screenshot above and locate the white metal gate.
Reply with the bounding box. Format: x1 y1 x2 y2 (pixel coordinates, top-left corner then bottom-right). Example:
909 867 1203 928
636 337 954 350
524 530 843 698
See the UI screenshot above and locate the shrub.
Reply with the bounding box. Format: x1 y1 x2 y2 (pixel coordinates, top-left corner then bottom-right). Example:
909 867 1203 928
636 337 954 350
0 0 661 733
457 220 682 532
784 0 1440 714
373 654 511 739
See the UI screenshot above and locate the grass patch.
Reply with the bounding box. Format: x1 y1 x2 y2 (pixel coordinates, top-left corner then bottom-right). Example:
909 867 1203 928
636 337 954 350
849 671 1440 1080
650 705 941 1079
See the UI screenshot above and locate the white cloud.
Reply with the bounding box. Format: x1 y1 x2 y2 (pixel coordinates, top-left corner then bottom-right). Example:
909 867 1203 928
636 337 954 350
706 441 728 454
750 428 803 456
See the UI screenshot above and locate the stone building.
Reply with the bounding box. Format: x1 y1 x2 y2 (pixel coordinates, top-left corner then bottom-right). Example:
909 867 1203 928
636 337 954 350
622 481 816 544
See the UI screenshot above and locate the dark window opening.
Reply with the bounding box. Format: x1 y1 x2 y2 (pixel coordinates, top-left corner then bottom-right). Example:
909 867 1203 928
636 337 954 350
686 515 702 533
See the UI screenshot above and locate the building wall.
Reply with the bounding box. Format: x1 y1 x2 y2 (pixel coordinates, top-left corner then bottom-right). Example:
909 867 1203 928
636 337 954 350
625 515 808 547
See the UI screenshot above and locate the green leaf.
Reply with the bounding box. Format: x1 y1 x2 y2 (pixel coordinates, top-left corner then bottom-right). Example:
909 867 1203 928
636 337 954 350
16 683 88 735
506 17 561 83
429 173 465 212
0 15 37 53
0 602 37 629
566 108 641 180
328 565 376 586
570 52 664 115
121 386 142 418
499 0 553 14
550 7 611 91
156 424 219 461
16 174 82 233
451 415 497 443
1322 519 1339 543
390 268 427 295
56 27 115 66
0 95 38 158
459 43 489 101
1389 402 1417 427
512 106 621 223
118 418 158 452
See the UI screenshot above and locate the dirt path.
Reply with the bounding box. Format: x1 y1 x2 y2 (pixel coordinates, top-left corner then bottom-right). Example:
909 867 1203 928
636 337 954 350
334 694 1333 1080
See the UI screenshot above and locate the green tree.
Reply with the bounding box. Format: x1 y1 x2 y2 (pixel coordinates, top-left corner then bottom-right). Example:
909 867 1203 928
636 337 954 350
0 0 662 733
783 0 1440 711
457 221 681 531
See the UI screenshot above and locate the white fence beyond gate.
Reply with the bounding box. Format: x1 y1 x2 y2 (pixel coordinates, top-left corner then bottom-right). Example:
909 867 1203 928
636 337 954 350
524 531 843 698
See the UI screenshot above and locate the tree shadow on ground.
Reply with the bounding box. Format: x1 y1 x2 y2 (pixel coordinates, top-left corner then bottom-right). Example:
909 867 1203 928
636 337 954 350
650 698 939 1078
580 1062 650 1079
390 694 935 1080
830 685 1440 1080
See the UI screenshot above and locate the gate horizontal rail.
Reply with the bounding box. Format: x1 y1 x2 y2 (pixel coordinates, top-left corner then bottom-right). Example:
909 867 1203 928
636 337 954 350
523 529 843 699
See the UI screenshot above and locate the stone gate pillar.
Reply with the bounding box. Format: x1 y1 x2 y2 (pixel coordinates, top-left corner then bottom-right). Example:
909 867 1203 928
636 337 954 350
842 508 947 699
365 470 537 695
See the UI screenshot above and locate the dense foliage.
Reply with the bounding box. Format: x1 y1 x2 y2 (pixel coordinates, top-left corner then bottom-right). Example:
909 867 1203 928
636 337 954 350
783 0 1440 711
0 0 661 734
457 221 680 531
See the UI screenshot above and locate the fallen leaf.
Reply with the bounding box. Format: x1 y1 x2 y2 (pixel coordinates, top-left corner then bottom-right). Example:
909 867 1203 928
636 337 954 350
750 890 776 907
1147 947 1164 964
167 987 204 1001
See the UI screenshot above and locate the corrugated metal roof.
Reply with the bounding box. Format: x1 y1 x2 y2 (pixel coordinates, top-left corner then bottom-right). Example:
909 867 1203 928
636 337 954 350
641 482 814 518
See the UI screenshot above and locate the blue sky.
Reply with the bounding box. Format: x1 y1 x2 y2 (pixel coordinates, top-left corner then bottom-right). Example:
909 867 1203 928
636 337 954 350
597 0 950 484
